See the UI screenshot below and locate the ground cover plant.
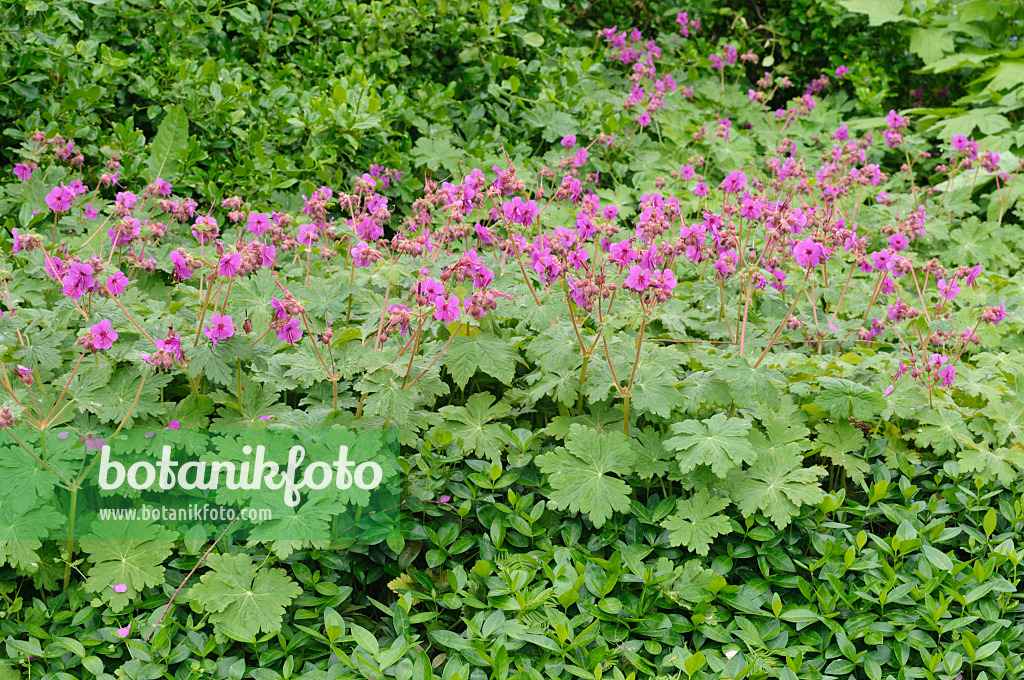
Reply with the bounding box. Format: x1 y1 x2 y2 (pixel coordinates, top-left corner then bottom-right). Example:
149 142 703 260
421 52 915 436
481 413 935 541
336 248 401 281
2 2 1024 680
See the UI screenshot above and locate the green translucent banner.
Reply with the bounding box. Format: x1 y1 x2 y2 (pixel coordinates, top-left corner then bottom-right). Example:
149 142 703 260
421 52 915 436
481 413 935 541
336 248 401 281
0 427 402 544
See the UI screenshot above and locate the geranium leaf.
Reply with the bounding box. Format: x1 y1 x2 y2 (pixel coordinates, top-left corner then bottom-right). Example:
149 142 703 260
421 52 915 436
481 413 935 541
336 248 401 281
536 423 635 527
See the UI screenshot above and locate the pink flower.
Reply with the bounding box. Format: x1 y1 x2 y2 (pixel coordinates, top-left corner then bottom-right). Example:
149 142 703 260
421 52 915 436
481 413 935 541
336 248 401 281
982 303 1007 325
937 278 960 301
85 203 99 219
105 271 129 297
694 182 709 197
720 171 747 194
937 365 956 388
45 184 74 212
888 233 909 251
278 318 302 344
624 265 652 291
247 212 270 235
13 163 32 181
679 164 695 180
835 65 850 78
62 262 97 300
167 420 181 430
168 250 192 280
203 315 236 346
116 625 130 638
433 294 460 322
218 252 242 277
110 583 128 594
90 319 118 350
501 197 540 226
573 147 589 168
561 134 577 148
883 385 894 397
792 238 824 268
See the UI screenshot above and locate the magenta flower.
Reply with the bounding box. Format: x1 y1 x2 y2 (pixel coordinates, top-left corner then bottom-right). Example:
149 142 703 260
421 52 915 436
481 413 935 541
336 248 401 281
151 178 173 196
679 164 695 180
247 212 270 235
45 184 74 212
260 243 277 267
888 233 909 251
624 265 652 291
983 303 1007 325
937 365 956 388
218 252 242 277
792 238 824 268
168 250 192 280
167 420 181 430
278 318 302 344
108 217 141 246
116 625 130 638
433 294 460 322
502 197 540 226
13 163 32 181
90 319 118 351
204 315 236 346
62 262 97 300
573 147 589 168
964 264 983 287
694 182 709 197
937 278 961 301
561 134 577 148
110 583 128 594
720 171 747 194
271 297 288 320
105 271 129 296
835 65 850 78
85 203 99 219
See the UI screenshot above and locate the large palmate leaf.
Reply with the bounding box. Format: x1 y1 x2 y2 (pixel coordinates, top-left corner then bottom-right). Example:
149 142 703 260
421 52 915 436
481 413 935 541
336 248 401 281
666 414 758 477
814 377 885 420
536 424 635 527
815 421 870 486
661 489 732 556
729 445 825 529
444 332 520 388
81 521 177 613
910 408 974 455
438 392 511 461
188 553 302 638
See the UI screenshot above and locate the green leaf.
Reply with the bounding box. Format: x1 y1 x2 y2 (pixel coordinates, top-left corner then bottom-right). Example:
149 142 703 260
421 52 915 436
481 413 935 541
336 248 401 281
144 105 189 183
536 424 635 527
438 392 511 462
188 553 302 638
815 421 870 486
520 31 544 47
837 0 908 25
814 377 885 420
958 445 1024 485
666 414 758 478
661 490 732 556
729 445 825 529
911 409 974 456
630 427 674 479
444 333 519 388
82 522 176 613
